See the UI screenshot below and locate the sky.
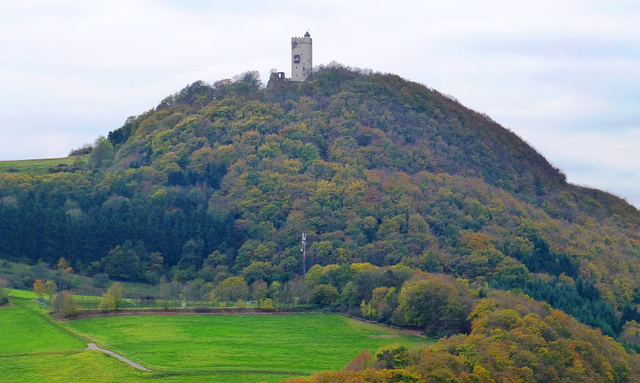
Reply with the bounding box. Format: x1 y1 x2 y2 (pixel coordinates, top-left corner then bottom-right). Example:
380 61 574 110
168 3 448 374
0 0 638 207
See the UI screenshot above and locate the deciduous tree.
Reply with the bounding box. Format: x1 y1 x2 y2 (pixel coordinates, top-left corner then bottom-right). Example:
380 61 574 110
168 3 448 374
214 277 249 302
33 279 46 296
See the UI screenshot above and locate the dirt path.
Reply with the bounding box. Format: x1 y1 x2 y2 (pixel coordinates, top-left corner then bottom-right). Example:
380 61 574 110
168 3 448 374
86 343 151 371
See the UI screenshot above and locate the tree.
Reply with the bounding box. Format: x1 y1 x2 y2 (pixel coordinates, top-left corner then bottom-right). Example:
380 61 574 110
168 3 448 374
89 136 114 168
309 284 339 307
45 280 57 297
144 252 164 283
33 279 47 296
99 282 125 311
99 291 116 311
251 280 268 301
242 261 279 285
103 243 141 281
214 277 249 302
339 281 360 307
397 277 472 337
109 282 125 309
158 279 181 310
177 239 205 271
0 279 9 305
270 281 281 308
311 241 335 266
203 251 225 269
375 346 411 369
233 70 262 89
56 257 71 270
183 278 205 301
369 286 395 322
92 273 110 288
344 350 375 371
52 290 77 317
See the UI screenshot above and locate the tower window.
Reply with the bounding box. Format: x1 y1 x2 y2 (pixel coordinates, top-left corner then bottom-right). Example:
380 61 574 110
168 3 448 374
293 55 301 63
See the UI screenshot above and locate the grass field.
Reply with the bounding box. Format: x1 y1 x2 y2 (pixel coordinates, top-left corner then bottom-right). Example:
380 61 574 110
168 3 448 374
0 302 86 355
0 352 303 383
0 156 81 175
1 299 430 382
68 314 427 374
8 289 39 299
0 347 301 383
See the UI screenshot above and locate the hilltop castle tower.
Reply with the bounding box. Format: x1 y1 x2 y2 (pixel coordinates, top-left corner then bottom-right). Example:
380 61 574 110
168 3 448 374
291 31 312 82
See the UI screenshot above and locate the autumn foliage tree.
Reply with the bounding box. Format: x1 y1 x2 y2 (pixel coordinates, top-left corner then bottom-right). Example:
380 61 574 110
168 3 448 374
33 279 46 296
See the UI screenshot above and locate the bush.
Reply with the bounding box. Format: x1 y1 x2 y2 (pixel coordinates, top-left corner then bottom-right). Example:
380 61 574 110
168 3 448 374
260 298 274 310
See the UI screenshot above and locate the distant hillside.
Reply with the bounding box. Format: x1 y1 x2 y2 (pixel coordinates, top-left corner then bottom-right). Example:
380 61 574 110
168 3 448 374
0 156 85 175
1 65 640 339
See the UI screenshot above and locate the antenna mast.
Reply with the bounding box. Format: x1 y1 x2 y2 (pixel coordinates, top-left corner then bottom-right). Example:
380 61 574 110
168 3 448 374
301 233 307 281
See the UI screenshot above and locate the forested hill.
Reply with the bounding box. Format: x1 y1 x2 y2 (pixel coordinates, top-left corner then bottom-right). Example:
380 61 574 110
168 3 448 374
111 67 569 197
2 65 640 335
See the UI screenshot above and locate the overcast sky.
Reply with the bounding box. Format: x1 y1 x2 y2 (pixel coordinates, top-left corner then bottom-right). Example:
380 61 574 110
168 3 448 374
1 0 638 207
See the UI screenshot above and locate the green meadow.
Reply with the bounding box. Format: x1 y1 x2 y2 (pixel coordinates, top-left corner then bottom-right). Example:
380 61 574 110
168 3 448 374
8 289 39 299
0 157 81 175
0 349 299 383
1 299 430 382
68 314 427 374
0 304 84 355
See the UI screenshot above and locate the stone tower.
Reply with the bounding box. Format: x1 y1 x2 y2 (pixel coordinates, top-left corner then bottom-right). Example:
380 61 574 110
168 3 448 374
291 31 312 82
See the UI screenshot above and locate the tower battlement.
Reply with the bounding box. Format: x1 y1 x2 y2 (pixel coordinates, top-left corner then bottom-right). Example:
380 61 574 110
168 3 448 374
291 31 312 82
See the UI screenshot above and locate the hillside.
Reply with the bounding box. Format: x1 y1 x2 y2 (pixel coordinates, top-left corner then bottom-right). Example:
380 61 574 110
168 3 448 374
1 66 640 338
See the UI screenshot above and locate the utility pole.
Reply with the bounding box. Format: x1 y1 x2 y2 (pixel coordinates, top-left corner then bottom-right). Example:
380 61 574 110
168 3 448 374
301 233 307 281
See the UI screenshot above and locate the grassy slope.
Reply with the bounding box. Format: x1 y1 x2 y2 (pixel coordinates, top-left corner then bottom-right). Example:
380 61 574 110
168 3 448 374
68 314 428 374
0 157 79 175
0 302 85 355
